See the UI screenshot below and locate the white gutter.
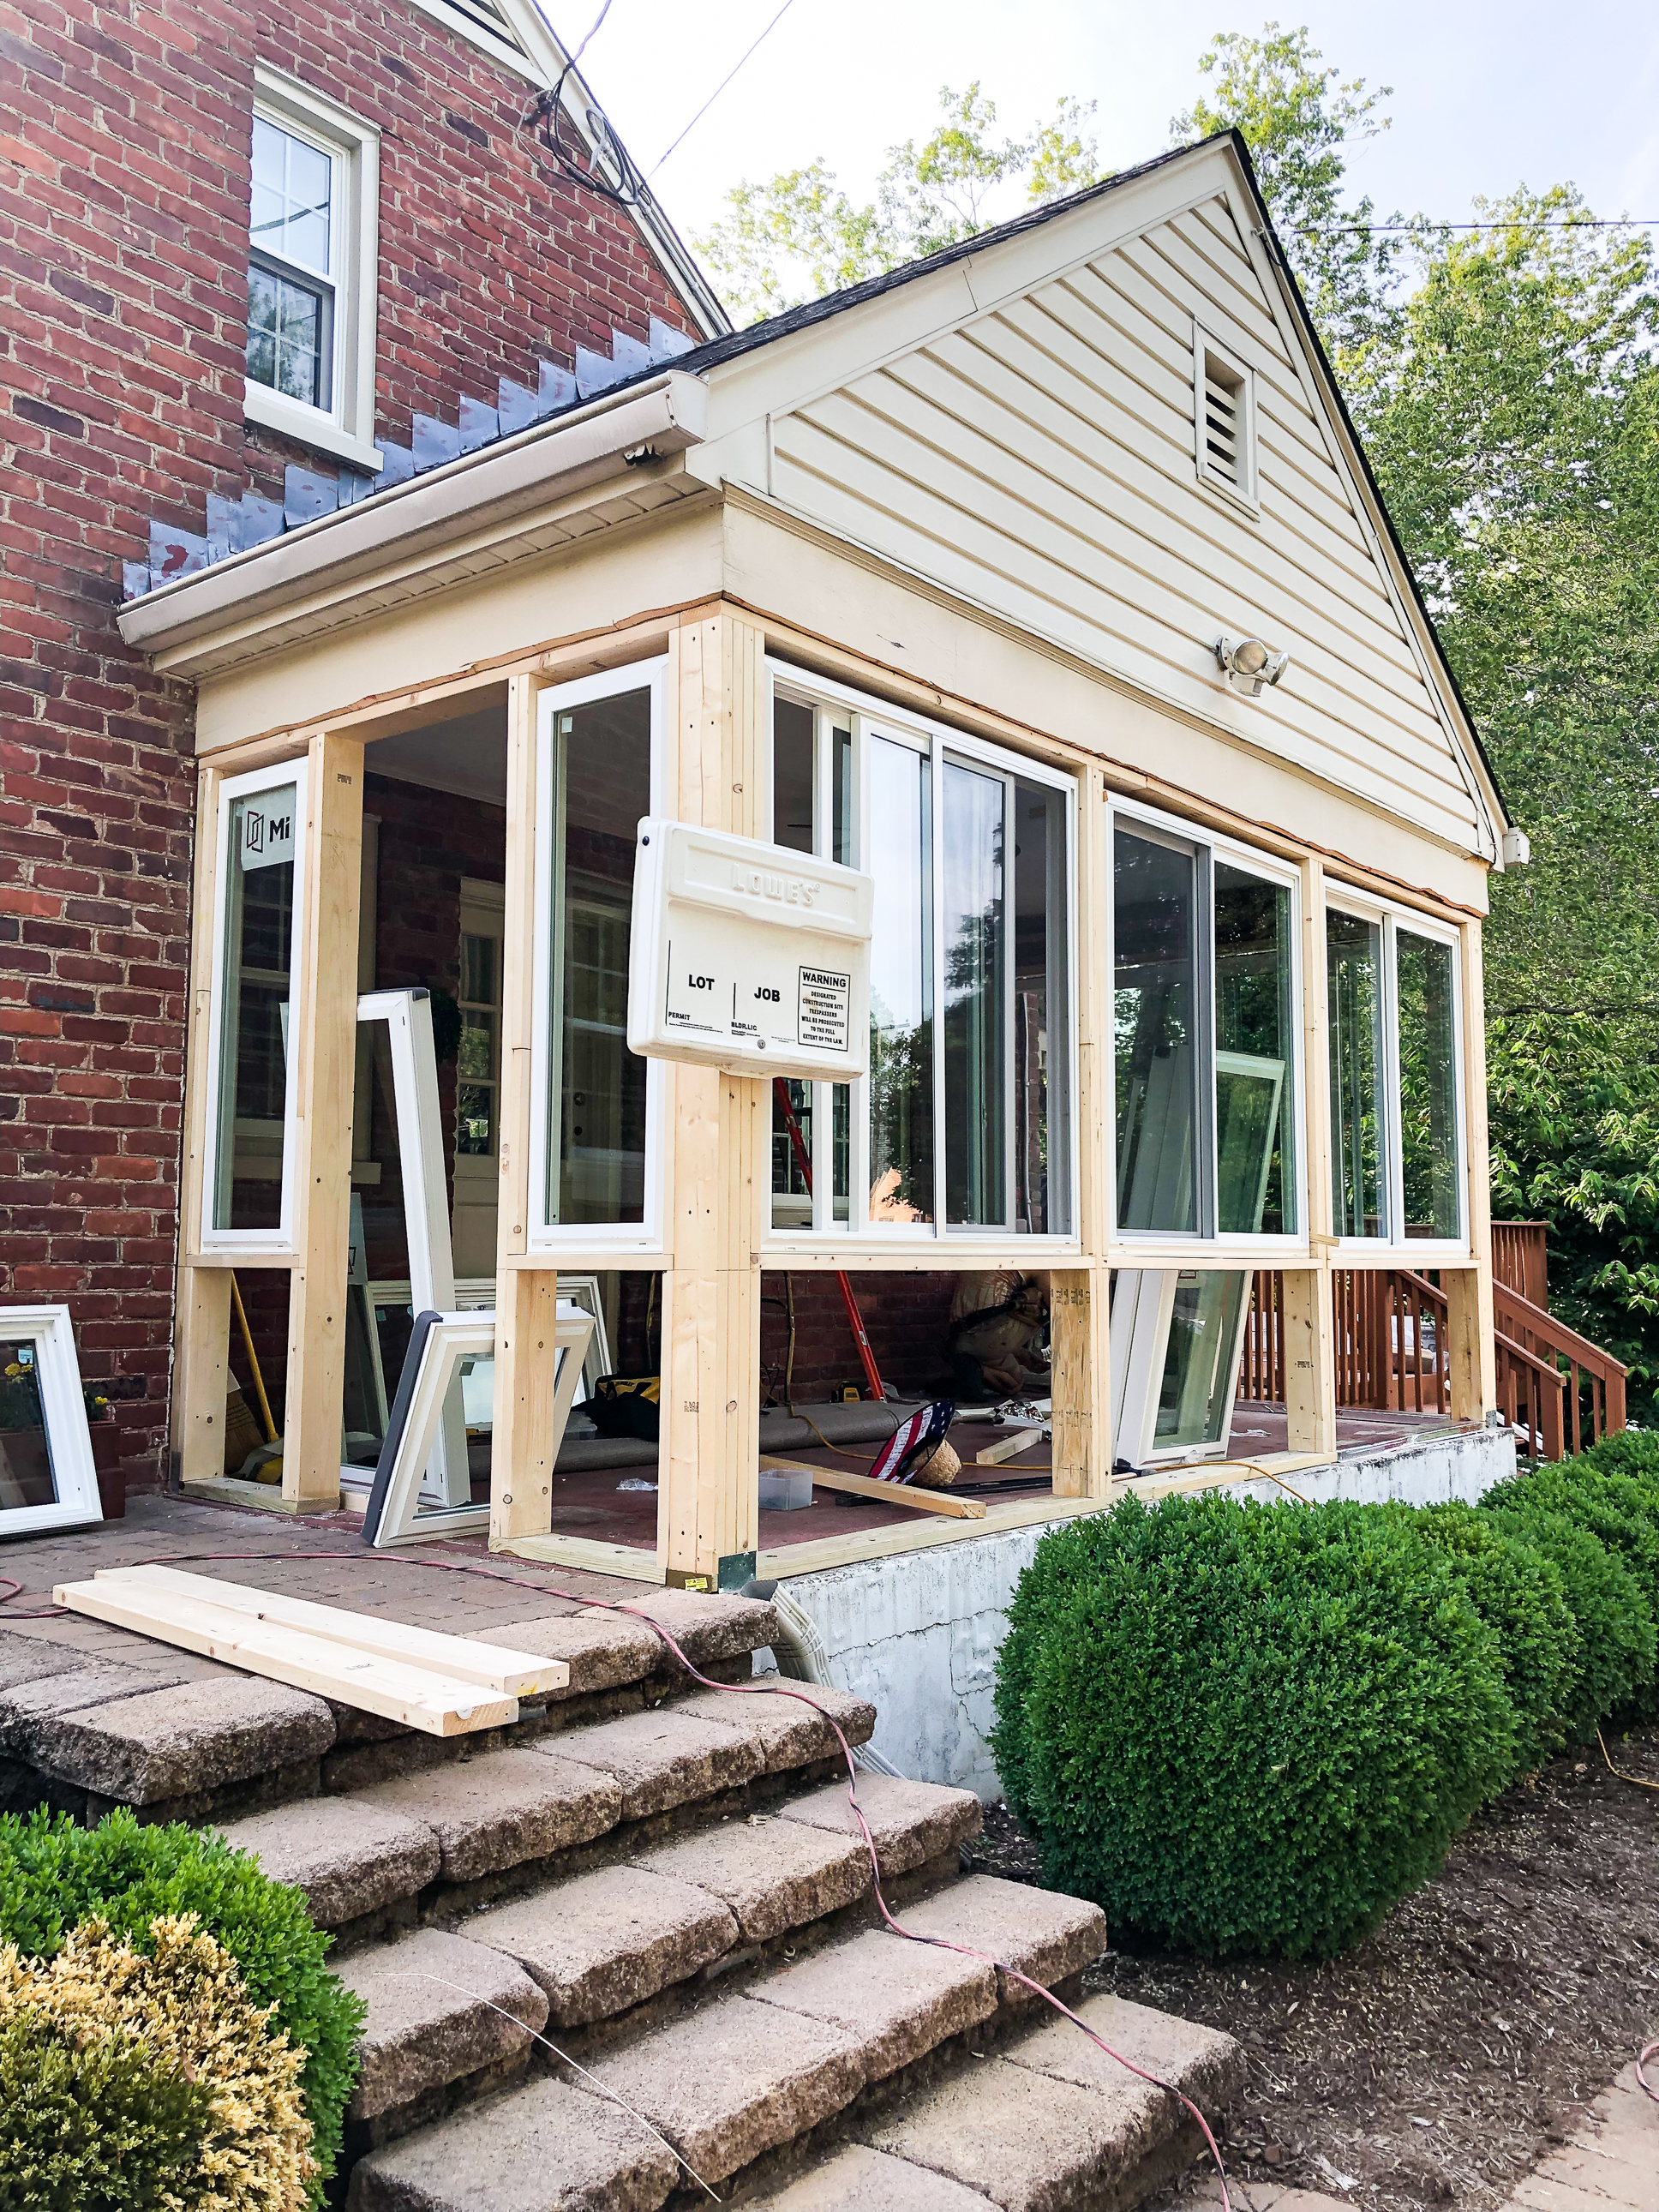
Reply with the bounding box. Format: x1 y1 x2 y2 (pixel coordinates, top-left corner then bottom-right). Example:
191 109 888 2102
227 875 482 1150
117 370 707 657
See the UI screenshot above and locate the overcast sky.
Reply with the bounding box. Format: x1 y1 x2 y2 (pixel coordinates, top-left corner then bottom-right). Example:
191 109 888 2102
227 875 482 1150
567 1 1659 265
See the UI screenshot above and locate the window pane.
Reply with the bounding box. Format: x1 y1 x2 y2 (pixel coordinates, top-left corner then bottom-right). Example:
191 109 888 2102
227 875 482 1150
251 116 332 274
771 697 815 854
1114 829 1197 1234
0 1339 57 1509
1327 909 1388 1237
1154 1271 1250 1450
548 689 651 1225
867 737 932 1225
1213 864 1296 1235
247 262 328 408
771 1077 813 1229
943 761 1006 1226
1014 780 1069 1236
213 784 298 1232
1398 931 1461 1239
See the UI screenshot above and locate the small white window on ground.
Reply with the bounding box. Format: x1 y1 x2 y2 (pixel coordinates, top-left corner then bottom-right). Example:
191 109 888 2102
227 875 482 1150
1193 324 1257 511
244 69 380 472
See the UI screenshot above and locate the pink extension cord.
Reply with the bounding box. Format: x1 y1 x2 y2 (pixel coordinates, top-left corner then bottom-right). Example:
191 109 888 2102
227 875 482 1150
2 1544 1233 2207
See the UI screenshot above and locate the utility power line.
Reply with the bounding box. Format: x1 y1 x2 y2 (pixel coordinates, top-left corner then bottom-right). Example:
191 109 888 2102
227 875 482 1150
650 0 799 177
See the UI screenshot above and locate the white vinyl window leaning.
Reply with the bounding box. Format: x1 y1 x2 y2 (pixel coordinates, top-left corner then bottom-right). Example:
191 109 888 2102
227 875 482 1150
201 758 308 1253
529 660 666 1250
1111 804 1303 1248
1327 898 1465 1249
0 1305 102 1536
766 665 1077 1241
245 71 380 468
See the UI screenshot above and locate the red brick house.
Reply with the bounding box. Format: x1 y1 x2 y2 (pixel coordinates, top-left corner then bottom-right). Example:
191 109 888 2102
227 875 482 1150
1 0 725 1490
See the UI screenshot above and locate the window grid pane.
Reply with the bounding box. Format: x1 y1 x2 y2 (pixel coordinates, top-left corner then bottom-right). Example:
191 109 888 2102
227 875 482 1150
1114 829 1199 1235
1397 931 1461 1239
1327 909 1388 1238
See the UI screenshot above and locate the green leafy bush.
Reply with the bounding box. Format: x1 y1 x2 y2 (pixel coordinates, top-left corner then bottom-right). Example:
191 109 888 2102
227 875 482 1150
1576 1430 1659 1483
1479 1494 1656 1732
0 2004 210 2211
0 1810 362 2203
1406 1502 1581 1770
992 1511 1125 1830
1012 1492 1514 1959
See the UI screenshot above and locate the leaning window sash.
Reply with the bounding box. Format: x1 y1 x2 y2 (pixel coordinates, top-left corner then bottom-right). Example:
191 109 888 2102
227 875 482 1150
200 756 310 1255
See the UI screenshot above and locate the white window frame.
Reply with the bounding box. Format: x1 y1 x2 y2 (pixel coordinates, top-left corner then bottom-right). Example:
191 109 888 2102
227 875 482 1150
0 1305 102 1537
245 66 381 474
1326 890 1469 1259
1193 319 1259 516
401 0 565 83
528 657 668 1256
1108 794 1307 1257
200 755 310 1258
764 660 1081 1253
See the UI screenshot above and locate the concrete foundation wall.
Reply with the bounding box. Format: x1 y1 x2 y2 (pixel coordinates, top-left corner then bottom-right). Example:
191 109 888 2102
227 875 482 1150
780 1425 1519 1801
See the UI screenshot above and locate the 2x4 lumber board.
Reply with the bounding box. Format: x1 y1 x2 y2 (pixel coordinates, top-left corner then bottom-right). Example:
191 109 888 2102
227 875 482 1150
758 1490 1104 1577
973 1427 1045 1466
1280 1268 1339 1460
52 1579 515 1736
97 1566 570 1699
1287 855 1340 1456
175 1268 234 1488
283 729 366 1507
489 1268 566 1549
1050 1268 1110 1497
758 1455 988 1520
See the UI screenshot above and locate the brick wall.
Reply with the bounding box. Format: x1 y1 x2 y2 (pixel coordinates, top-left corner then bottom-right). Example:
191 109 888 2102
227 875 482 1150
0 0 701 1489
761 1272 959 1404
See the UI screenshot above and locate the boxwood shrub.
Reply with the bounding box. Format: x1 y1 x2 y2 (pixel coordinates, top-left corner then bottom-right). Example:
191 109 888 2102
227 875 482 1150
1576 1430 1659 1483
1012 1492 1515 1959
1405 1502 1581 1771
0 1809 362 2204
1479 1488 1657 1730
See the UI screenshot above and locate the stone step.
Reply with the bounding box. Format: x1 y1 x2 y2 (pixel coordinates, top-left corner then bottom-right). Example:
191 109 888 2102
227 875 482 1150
336 1771 984 2136
347 1864 1118 2200
340 1927 550 2128
219 1681 880 1937
855 1991 1243 2212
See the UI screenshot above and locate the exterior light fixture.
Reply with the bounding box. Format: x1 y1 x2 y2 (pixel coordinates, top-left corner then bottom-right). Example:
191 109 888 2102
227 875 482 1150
1213 635 1291 698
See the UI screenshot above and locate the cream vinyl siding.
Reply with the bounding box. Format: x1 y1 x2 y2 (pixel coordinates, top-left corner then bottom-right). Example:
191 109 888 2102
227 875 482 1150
769 195 1482 853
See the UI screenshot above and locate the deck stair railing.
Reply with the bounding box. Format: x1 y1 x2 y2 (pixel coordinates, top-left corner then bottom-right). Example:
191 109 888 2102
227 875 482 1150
1237 1225 1626 1461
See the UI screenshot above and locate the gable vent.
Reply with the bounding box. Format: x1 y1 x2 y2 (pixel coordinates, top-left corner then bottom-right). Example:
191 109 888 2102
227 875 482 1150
1194 328 1258 511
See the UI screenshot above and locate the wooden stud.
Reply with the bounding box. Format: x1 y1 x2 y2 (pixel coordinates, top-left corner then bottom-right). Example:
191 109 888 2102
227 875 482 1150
1279 1266 1338 1460
489 1267 566 1548
1050 1267 1110 1496
175 1267 234 1486
281 729 365 1508
758 1455 989 1520
171 760 230 1484
1446 914 1497 1421
497 674 539 1265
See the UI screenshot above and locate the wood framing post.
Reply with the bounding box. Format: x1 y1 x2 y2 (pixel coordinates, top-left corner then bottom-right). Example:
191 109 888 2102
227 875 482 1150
172 760 229 1485
660 607 766 1586
488 674 569 1549
1285 854 1338 1456
1446 914 1497 1422
281 729 365 1508
1050 1266 1110 1496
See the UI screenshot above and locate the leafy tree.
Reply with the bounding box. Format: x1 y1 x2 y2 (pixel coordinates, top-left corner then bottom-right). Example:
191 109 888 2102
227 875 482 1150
695 84 1101 325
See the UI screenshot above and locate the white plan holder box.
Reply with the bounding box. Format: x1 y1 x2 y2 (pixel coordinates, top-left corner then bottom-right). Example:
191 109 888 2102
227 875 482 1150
627 819 873 1081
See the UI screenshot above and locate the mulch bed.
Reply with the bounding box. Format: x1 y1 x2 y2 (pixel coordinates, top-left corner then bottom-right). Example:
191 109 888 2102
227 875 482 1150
962 1726 1659 2211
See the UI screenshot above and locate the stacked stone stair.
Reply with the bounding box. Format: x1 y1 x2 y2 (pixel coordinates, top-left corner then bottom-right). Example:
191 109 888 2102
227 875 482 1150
0 1584 1241 2210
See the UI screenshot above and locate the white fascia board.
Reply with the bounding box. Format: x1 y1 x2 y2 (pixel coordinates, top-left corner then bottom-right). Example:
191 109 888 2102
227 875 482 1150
117 373 707 659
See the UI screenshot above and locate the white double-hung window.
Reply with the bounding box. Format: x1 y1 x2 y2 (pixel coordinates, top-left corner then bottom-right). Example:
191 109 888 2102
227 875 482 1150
244 69 380 471
766 664 1077 1245
527 660 667 1252
1326 894 1466 1252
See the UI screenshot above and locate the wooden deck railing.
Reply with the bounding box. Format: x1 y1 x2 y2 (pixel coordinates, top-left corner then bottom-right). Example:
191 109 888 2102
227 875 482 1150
1237 1251 1626 1460
1491 1221 1550 1307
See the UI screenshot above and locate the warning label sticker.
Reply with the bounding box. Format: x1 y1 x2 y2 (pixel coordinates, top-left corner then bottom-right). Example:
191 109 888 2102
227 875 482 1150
797 966 851 1052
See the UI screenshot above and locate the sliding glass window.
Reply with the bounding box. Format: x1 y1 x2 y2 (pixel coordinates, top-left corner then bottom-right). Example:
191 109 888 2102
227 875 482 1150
202 758 308 1250
531 661 662 1247
768 670 1074 1240
1111 808 1300 1245
1326 900 1464 1248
